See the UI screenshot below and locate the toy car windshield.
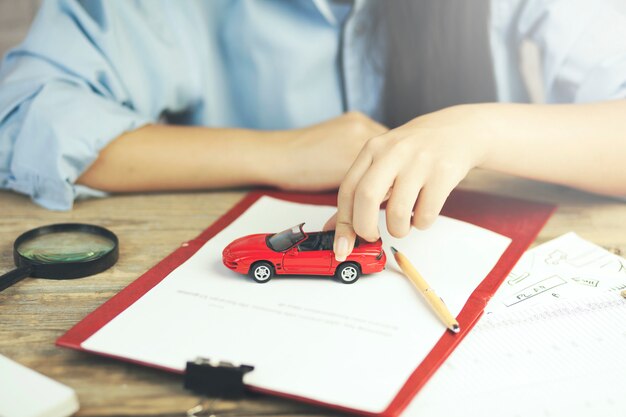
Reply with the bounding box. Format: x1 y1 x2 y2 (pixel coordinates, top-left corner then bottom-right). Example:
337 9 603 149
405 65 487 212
267 223 306 252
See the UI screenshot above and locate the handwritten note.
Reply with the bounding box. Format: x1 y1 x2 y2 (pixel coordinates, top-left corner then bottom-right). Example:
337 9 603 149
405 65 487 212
486 233 626 313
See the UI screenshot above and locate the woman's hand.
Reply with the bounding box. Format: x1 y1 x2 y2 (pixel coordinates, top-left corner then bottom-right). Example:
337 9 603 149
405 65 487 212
329 100 626 262
269 112 388 192
331 105 491 261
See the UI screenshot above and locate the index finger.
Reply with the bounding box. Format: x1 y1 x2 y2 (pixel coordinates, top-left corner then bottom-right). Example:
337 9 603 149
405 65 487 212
333 148 373 261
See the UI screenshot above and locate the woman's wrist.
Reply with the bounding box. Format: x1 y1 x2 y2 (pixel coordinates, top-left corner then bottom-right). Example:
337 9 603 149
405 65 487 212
239 112 389 192
247 130 298 189
417 103 498 169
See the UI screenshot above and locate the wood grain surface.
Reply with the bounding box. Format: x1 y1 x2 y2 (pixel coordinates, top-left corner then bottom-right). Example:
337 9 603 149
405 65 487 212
1 170 624 417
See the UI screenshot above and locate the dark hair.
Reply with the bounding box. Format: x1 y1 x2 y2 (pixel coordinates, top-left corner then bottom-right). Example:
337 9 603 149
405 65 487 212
372 0 496 127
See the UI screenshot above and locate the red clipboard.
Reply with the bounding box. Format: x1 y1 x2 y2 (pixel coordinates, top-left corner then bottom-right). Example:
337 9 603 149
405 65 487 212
57 189 555 416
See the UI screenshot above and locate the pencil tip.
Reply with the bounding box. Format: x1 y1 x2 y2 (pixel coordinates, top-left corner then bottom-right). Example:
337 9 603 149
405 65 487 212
451 324 460 334
390 246 398 254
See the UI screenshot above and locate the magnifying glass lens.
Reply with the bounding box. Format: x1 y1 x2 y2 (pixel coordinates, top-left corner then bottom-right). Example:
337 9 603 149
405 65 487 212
16 231 116 264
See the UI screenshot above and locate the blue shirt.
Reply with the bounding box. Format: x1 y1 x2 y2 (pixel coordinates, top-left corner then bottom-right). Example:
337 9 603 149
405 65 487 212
1 0 625 210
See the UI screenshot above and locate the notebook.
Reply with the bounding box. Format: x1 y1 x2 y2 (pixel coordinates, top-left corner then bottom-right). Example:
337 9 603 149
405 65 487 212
57 190 554 416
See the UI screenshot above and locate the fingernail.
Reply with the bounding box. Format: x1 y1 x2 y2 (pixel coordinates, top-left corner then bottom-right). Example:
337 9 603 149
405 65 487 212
335 237 348 261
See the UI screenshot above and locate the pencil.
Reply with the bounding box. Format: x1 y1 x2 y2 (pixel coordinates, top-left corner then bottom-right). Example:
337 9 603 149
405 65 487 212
390 246 460 334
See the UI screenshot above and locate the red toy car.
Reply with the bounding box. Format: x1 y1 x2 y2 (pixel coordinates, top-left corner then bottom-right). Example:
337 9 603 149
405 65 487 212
222 223 386 283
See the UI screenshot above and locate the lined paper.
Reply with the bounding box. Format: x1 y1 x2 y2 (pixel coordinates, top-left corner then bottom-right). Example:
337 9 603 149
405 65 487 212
404 293 626 417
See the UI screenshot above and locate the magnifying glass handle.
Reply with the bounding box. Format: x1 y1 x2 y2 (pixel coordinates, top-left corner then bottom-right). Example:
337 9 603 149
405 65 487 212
0 266 33 293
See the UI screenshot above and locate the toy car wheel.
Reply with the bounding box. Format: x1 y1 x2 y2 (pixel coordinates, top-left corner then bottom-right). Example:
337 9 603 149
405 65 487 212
336 262 360 284
249 262 274 283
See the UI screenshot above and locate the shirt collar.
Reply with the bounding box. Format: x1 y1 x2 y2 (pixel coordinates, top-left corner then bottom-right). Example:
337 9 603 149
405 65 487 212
313 0 361 27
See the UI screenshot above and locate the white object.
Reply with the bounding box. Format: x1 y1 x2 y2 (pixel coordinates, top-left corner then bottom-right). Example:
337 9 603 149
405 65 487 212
487 232 626 313
79 196 511 413
404 232 626 417
404 293 626 417
0 354 79 417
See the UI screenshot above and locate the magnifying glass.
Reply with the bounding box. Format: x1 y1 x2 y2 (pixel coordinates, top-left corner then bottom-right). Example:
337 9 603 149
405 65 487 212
0 223 119 293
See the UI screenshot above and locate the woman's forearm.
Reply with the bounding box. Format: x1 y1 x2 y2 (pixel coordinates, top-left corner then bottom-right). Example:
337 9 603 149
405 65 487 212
77 124 285 192
475 100 626 196
77 112 388 193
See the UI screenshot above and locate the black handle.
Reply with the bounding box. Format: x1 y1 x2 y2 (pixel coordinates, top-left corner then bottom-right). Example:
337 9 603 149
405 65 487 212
0 266 32 293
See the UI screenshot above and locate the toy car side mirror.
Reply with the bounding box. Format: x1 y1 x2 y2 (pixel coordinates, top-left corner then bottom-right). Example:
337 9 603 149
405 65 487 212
286 247 298 256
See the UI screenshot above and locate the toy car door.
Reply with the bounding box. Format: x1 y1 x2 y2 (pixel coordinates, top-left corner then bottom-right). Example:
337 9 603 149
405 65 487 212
281 233 332 275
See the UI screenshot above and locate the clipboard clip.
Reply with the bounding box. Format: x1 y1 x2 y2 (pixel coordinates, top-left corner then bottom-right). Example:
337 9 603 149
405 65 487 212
184 357 254 398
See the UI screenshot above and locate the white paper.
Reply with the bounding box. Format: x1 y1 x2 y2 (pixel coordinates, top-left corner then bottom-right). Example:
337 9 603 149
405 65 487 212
403 233 626 417
486 232 626 313
0 354 79 417
403 293 626 417
81 196 510 413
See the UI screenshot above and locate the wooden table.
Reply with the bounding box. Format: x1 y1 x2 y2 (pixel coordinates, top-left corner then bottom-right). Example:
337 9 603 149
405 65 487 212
1 171 624 417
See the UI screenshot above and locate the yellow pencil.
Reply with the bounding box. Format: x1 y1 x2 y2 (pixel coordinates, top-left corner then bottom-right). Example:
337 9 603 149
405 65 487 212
390 246 460 334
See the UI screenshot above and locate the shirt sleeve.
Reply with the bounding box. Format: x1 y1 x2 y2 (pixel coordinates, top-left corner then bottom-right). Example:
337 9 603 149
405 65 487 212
0 0 153 210
516 0 626 103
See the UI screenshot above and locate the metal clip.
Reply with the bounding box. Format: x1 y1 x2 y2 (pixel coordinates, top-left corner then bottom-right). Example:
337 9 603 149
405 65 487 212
186 396 219 417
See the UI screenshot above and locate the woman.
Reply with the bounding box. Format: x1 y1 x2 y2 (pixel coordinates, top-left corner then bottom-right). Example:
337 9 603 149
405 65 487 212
0 1 624 258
